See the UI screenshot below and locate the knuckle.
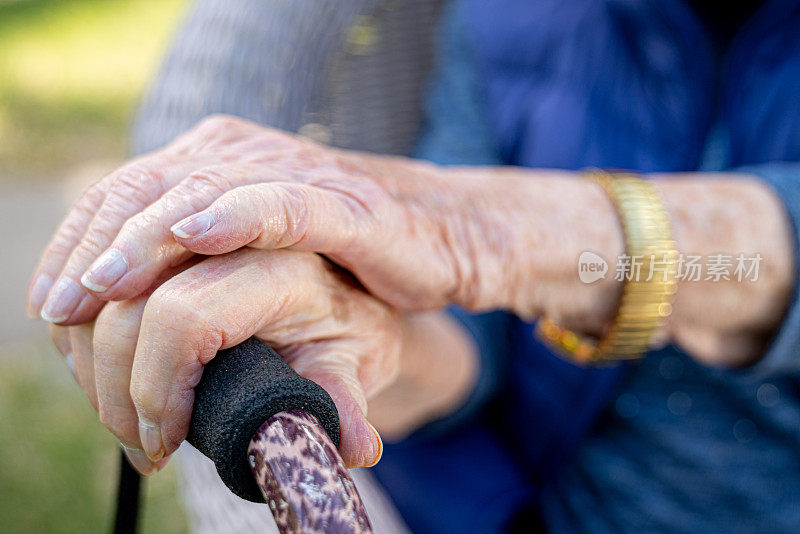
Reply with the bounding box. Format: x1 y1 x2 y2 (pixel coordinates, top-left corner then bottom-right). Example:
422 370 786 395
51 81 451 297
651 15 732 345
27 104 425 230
145 287 204 328
249 183 310 247
47 231 80 258
256 127 295 149
142 288 222 362
211 186 251 222
73 226 116 261
280 184 311 239
119 209 162 240
194 114 249 139
183 167 235 199
76 182 107 214
187 115 268 156
198 113 239 129
224 185 251 213
48 205 106 258
94 302 131 344
110 163 165 205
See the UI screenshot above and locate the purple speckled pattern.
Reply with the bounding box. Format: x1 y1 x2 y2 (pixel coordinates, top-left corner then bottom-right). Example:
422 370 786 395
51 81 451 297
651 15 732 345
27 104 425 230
247 410 373 534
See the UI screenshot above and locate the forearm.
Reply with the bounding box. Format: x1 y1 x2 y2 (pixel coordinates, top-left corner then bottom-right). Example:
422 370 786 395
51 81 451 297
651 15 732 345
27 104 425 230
428 165 795 366
368 312 478 440
365 159 624 322
427 165 624 330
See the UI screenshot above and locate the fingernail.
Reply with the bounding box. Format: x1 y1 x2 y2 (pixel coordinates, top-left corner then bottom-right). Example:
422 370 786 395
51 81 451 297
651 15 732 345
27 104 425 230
28 273 54 318
122 445 157 476
41 277 83 323
81 249 128 293
138 419 165 461
171 211 215 239
65 353 77 380
364 421 383 468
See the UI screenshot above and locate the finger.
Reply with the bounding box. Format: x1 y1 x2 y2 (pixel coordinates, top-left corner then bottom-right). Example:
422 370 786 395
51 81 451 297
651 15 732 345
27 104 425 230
94 297 165 476
93 261 201 475
69 323 98 411
122 445 171 477
285 344 383 468
49 324 77 380
28 180 108 317
34 114 291 324
94 298 148 448
170 181 383 257
128 250 381 465
80 164 281 302
130 250 310 461
39 157 211 326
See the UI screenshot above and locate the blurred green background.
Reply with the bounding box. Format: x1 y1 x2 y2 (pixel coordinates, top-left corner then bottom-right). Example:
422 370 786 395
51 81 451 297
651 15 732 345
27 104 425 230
0 0 190 532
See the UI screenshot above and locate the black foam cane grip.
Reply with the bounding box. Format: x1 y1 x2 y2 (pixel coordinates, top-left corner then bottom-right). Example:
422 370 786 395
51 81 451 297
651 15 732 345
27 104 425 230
186 337 340 502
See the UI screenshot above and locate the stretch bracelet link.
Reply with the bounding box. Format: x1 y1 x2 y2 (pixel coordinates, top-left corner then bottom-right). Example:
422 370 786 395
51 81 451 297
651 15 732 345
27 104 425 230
537 170 679 364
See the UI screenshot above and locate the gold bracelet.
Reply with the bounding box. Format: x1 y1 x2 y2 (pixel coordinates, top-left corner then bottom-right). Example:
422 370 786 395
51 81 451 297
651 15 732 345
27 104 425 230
536 170 679 364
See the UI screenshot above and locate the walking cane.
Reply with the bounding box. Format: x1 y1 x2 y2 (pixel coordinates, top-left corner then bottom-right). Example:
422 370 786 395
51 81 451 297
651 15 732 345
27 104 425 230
113 337 373 534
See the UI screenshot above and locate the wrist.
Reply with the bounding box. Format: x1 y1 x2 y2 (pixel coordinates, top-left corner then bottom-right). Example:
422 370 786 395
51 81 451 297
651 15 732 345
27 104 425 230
521 174 625 334
442 167 624 332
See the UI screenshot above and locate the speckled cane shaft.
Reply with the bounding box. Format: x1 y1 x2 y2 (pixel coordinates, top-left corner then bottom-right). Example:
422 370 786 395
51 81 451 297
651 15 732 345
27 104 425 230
247 410 373 534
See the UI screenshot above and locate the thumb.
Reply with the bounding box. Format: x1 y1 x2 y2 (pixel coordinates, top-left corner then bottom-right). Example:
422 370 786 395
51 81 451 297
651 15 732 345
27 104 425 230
170 182 366 255
287 352 383 469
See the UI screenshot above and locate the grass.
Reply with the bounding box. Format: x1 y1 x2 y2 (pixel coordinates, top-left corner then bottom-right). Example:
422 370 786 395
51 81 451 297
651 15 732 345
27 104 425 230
0 341 187 534
0 0 189 178
0 1 190 531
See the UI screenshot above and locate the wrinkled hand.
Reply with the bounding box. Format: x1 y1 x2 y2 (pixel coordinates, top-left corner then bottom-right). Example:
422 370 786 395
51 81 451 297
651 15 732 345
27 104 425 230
29 115 488 326
49 249 400 474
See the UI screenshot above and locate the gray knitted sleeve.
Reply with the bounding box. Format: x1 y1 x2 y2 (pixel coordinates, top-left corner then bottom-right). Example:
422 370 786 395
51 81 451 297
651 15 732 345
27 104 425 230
130 0 444 156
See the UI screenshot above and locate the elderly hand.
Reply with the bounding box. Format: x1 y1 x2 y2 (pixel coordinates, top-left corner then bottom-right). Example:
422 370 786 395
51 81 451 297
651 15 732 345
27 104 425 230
29 114 796 367
30 114 618 328
28 115 479 324
49 248 402 474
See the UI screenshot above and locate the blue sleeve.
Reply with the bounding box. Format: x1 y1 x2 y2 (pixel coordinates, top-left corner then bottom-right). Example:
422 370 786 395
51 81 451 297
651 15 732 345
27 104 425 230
737 162 800 377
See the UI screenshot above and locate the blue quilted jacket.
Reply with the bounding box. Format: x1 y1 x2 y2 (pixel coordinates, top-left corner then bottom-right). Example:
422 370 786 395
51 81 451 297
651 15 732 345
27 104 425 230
372 1 800 532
